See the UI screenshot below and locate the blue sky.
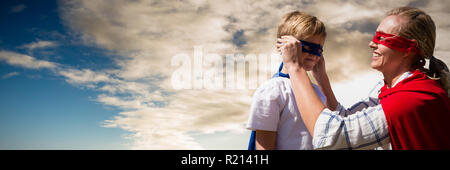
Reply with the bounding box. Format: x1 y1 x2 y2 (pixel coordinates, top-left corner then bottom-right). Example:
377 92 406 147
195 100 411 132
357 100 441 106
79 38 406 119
1 0 449 150
0 0 127 149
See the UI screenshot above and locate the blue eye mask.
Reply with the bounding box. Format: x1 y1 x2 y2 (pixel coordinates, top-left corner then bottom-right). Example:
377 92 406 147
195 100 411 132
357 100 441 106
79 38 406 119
300 40 323 57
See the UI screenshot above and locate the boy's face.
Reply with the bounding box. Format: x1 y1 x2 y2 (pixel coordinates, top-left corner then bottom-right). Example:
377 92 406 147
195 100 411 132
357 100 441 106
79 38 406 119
300 35 325 71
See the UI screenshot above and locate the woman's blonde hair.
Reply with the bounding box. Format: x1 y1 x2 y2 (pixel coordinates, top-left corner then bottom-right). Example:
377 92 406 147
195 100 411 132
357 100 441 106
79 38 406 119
387 7 450 96
277 11 326 40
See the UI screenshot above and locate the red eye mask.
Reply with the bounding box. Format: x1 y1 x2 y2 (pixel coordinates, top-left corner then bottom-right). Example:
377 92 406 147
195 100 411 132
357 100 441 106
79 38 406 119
372 32 420 55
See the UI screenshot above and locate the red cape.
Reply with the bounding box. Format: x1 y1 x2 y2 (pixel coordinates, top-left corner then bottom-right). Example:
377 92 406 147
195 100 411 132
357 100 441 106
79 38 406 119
379 70 450 150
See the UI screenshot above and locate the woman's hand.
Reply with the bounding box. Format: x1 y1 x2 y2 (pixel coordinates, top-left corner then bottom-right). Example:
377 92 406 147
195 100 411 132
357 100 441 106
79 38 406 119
277 35 303 71
312 54 327 81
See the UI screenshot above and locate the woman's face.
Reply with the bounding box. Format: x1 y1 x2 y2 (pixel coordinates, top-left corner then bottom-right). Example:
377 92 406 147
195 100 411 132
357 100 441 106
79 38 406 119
369 15 409 72
301 35 325 71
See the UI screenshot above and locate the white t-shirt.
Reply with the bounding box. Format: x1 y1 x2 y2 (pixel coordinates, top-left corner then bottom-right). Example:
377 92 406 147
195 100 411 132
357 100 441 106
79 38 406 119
246 77 327 150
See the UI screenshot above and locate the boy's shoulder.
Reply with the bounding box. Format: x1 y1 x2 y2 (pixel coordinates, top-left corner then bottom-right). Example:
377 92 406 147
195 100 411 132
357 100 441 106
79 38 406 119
252 77 291 101
257 77 291 92
254 77 323 99
257 77 322 92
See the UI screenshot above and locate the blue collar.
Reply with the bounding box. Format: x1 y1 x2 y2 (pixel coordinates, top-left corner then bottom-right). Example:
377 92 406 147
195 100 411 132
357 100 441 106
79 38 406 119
273 62 290 79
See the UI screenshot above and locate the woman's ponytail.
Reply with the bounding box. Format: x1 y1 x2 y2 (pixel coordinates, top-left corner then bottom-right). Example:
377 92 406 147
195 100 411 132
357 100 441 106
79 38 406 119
428 56 450 97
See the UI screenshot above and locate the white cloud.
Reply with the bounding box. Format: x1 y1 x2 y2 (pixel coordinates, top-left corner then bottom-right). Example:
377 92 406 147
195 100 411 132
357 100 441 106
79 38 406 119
0 51 58 69
20 40 58 51
58 68 112 84
100 90 252 149
2 72 20 79
333 70 383 108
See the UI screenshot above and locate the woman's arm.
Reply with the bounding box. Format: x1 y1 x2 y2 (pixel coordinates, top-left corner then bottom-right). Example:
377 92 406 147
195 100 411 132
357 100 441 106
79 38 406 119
255 130 277 150
287 66 325 135
312 58 339 111
278 35 325 135
313 106 391 150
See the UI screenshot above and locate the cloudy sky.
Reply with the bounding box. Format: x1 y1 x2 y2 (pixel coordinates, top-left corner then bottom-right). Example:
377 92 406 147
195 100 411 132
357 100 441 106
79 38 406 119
1 0 449 149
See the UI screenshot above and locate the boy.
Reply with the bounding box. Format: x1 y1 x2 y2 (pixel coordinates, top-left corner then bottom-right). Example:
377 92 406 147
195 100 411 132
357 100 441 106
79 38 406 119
246 11 327 150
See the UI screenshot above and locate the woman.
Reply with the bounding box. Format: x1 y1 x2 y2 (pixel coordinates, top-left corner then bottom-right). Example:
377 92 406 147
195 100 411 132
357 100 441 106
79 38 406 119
277 7 450 150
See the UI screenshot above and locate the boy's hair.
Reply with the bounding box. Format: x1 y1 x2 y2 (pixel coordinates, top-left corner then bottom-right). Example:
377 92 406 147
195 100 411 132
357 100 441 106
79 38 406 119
277 11 326 40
